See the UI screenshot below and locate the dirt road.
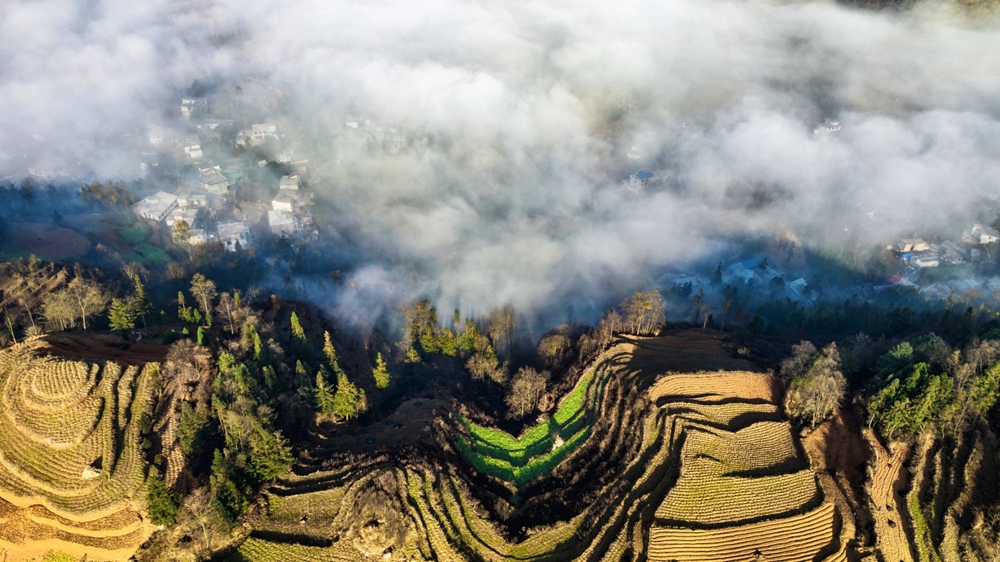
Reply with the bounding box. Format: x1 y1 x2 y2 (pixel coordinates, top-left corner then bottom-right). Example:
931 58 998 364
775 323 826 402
865 430 915 562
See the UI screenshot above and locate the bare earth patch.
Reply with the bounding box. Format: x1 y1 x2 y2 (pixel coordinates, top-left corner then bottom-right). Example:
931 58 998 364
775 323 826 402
3 222 91 261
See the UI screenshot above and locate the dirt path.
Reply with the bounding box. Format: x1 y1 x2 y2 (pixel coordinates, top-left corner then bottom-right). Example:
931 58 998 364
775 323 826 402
865 430 915 562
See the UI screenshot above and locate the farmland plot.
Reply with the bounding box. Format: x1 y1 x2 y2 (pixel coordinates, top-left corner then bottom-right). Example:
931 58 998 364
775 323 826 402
0 337 158 561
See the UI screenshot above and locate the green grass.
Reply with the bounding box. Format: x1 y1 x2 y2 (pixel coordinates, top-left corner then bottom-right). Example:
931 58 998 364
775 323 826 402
908 492 943 562
136 244 169 264
117 222 151 245
457 370 600 486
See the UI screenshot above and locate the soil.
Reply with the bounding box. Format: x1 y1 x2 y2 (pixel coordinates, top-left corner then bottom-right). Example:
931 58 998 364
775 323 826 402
35 334 168 366
865 430 916 562
312 397 449 450
2 222 91 261
802 408 872 558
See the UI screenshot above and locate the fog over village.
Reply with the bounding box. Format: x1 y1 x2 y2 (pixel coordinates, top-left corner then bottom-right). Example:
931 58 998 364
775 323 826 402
2 0 1000 328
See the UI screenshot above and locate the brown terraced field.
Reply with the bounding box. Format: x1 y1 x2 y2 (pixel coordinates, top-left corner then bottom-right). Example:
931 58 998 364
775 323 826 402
227 331 851 561
0 336 160 561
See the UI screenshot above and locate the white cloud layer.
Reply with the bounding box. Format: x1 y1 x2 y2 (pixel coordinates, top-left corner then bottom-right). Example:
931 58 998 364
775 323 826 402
2 0 1000 318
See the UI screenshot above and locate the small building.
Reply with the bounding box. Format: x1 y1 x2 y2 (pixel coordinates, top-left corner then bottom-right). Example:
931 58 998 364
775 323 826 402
813 118 841 134
896 238 929 253
134 191 178 222
181 135 202 160
971 224 1000 245
217 221 250 252
250 123 277 141
166 207 199 229
180 97 207 118
268 209 298 236
175 189 208 209
629 170 654 190
197 119 233 132
199 166 230 196
187 228 209 245
626 146 642 160
913 256 940 269
786 278 809 296
279 173 300 191
272 192 297 213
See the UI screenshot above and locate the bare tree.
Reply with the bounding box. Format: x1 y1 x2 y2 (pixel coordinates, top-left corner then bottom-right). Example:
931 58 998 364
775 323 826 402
783 342 846 429
621 290 666 335
190 273 217 320
65 277 108 331
487 304 517 358
780 341 818 383
506 367 546 419
216 292 237 333
42 291 76 331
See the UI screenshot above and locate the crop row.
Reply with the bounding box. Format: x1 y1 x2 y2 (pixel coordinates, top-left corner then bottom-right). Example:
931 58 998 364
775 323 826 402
648 501 837 562
648 371 777 403
233 537 361 562
683 421 800 474
656 460 818 525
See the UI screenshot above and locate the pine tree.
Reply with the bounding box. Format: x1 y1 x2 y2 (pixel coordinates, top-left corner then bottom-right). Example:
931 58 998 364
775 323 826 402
253 332 264 361
372 352 391 389
291 312 305 340
108 298 136 332
145 467 180 525
196 326 207 346
332 372 361 420
314 370 335 415
322 330 338 367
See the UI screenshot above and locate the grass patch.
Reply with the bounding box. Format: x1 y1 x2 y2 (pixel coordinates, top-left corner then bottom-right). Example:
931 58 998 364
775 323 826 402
457 370 598 484
117 222 151 245
136 243 169 265
908 492 943 562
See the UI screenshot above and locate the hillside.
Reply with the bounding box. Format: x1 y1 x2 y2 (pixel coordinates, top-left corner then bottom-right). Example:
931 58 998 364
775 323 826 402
0 335 165 561
212 330 852 561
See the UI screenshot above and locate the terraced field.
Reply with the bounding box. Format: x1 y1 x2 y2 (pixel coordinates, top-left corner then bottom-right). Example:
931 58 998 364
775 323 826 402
232 331 852 561
0 337 159 561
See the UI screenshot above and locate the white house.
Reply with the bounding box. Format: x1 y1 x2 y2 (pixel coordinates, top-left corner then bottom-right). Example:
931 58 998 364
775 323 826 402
279 173 300 191
180 97 207 118
217 221 250 252
972 224 1000 245
134 192 178 222
181 135 202 160
175 189 208 209
629 170 654 190
813 118 841 134
199 166 230 195
166 207 199 229
251 123 277 141
268 210 298 236
272 192 297 213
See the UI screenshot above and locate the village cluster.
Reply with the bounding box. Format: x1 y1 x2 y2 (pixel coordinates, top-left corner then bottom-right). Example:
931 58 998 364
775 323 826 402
129 96 325 254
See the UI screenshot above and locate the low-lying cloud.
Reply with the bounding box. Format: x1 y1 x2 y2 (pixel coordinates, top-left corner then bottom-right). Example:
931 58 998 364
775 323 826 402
3 0 1000 322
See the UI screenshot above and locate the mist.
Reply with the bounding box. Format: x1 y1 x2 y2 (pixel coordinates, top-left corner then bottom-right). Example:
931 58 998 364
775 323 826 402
3 0 1000 324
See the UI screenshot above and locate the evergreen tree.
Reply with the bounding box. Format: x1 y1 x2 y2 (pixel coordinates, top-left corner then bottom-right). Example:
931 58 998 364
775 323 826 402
322 330 338 367
108 298 136 332
145 467 180 525
314 369 336 414
253 331 265 361
332 372 363 420
196 326 207 346
291 312 307 355
246 425 293 482
372 352 391 389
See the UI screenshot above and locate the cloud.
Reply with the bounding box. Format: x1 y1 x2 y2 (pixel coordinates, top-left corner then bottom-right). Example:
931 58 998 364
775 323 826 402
2 0 1000 320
